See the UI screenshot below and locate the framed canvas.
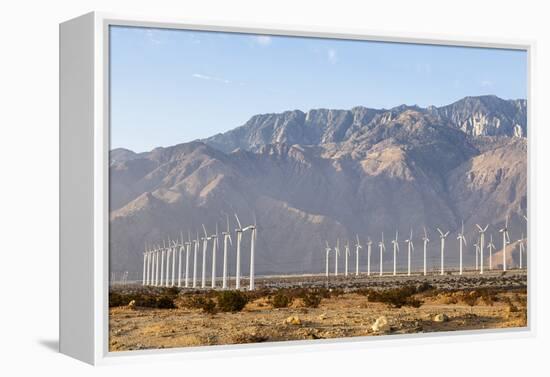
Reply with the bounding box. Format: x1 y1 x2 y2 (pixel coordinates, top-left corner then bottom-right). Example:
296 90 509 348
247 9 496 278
59 12 534 365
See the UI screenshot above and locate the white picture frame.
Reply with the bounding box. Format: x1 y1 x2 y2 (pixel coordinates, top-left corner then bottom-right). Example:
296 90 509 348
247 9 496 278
59 11 535 365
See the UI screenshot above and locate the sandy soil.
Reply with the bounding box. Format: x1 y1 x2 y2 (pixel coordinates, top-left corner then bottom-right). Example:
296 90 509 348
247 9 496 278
109 272 527 351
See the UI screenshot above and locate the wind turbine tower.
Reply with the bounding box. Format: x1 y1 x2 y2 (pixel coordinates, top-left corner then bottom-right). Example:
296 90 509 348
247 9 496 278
436 228 449 275
221 216 233 289
201 225 210 289
184 232 192 288
476 224 489 274
242 216 257 291
344 241 350 277
457 221 467 275
405 228 414 276
325 241 332 278
355 235 362 276
193 232 199 288
422 227 429 276
366 237 372 276
334 239 340 277
211 224 219 289
392 231 399 276
499 216 511 271
234 214 244 289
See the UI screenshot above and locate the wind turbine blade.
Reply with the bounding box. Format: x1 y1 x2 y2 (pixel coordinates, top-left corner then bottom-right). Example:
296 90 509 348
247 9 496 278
444 231 449 237
476 224 483 232
234 214 242 229
409 228 413 240
463 236 468 247
356 234 360 245
202 224 208 237
437 228 443 236
461 219 464 234
325 240 330 248
226 214 230 233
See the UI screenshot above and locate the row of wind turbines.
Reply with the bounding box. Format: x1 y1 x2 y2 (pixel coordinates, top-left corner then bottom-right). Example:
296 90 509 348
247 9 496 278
140 214 258 290
324 217 527 278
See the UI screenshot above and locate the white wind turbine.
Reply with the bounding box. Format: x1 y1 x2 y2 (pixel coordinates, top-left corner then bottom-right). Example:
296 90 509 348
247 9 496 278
148 245 154 286
201 225 210 289
366 237 373 276
221 215 233 289
184 232 192 288
404 228 414 276
242 216 257 291
142 246 147 286
476 224 489 274
487 234 496 270
324 241 332 278
334 238 340 277
355 235 362 276
499 216 511 271
193 232 200 288
344 241 351 277
211 224 219 289
422 227 429 276
379 233 386 276
177 232 184 287
474 242 479 271
144 245 151 286
234 214 244 289
160 240 166 287
392 231 399 276
457 221 467 275
518 233 525 269
436 228 449 275
154 245 160 286
170 237 177 287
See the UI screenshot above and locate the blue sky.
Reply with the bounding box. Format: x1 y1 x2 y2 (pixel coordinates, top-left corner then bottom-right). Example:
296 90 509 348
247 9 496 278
110 26 527 152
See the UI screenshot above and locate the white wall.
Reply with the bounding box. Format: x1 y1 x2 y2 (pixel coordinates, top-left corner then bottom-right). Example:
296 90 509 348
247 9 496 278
1 0 548 375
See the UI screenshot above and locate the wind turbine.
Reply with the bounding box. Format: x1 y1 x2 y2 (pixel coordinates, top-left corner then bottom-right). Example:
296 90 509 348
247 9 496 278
476 224 489 274
436 228 449 275
201 225 210 289
366 237 373 276
242 215 257 291
184 232 192 288
235 214 244 289
391 231 399 276
324 241 332 278
422 227 429 276
405 228 414 276
160 240 166 287
487 235 496 270
193 232 200 288
499 216 511 271
211 223 219 289
334 239 340 276
457 221 467 275
518 233 525 269
379 233 386 276
221 215 233 289
177 234 184 287
355 235 362 276
344 241 351 277
142 246 147 286
474 242 480 271
155 245 162 287
170 237 177 287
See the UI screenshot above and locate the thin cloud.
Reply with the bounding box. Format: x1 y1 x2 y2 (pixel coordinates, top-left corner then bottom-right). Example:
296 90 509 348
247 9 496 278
191 73 231 84
254 35 272 46
144 29 165 45
327 48 338 64
481 80 494 87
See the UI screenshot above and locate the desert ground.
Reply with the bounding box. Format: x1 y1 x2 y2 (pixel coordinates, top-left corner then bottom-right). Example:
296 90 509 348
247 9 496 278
109 270 527 351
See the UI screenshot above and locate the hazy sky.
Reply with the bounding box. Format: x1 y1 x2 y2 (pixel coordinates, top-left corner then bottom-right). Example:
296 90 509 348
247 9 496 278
110 26 527 152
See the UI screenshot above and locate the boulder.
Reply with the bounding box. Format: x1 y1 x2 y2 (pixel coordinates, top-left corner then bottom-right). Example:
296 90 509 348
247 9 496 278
284 316 302 325
371 316 390 333
433 313 449 322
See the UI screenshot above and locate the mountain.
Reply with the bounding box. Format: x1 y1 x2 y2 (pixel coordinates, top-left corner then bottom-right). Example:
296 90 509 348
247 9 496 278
110 95 527 277
203 95 526 153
